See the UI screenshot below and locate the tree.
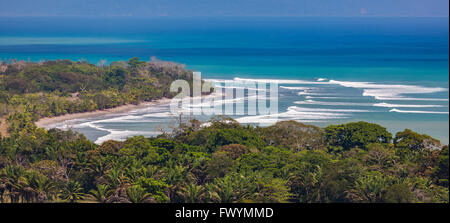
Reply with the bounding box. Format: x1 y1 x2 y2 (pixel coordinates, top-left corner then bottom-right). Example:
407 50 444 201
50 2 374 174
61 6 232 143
206 151 236 179
325 121 392 150
95 140 123 156
320 158 364 202
0 165 25 203
238 146 294 178
177 182 206 203
253 178 291 203
125 185 154 203
205 128 266 153
87 184 112 203
105 66 127 90
383 184 415 203
27 171 56 203
260 121 325 151
364 144 396 171
60 181 84 203
345 172 394 203
286 151 331 203
162 165 190 202
214 176 235 203
127 57 146 74
204 183 220 203
394 129 441 151
135 177 169 203
433 146 449 187
180 117 265 153
218 144 249 159
92 93 111 110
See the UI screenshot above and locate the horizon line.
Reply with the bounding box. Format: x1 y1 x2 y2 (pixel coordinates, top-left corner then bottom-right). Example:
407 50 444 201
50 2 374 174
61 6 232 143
0 15 449 18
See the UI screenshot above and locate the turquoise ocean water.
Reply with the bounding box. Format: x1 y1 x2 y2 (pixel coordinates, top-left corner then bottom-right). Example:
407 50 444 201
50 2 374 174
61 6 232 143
0 17 448 143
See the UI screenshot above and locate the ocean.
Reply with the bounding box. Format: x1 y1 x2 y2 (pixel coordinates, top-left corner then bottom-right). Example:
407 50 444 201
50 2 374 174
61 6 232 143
0 16 448 144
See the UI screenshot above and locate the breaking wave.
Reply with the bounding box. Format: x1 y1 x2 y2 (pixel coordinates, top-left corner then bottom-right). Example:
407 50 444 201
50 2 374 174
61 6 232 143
389 109 449 115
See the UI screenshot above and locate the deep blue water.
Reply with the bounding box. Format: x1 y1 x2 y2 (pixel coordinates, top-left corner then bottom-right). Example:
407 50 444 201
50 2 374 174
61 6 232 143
0 17 448 143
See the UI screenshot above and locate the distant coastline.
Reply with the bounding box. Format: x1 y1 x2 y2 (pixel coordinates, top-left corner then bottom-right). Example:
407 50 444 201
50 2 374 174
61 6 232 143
35 98 172 129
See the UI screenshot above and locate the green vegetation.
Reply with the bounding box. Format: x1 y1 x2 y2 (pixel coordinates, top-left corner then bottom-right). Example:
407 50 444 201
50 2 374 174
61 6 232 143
0 116 447 203
0 58 197 123
0 59 448 203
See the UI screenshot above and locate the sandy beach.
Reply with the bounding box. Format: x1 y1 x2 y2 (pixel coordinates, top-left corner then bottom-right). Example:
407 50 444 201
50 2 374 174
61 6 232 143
35 98 172 128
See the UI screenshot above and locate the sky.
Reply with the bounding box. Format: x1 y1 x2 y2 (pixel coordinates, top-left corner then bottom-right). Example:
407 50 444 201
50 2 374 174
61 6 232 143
0 0 448 17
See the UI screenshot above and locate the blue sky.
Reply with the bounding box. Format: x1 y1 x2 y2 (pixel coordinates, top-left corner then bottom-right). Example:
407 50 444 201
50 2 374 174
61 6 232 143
0 0 448 17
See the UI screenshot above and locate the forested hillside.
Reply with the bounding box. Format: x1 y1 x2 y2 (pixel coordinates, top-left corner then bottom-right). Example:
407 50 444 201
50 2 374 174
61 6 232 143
0 58 195 131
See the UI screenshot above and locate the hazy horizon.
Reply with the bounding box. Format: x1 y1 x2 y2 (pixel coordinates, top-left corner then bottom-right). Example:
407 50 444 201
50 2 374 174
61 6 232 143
0 0 448 17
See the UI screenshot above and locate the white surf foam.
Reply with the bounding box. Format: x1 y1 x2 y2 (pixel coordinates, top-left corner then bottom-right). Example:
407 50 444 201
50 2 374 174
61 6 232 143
206 78 448 102
280 86 318 91
297 91 336 96
203 79 236 84
130 105 170 114
373 103 445 108
72 117 163 144
235 106 354 124
213 85 265 92
96 115 145 123
305 96 358 100
375 97 449 101
142 112 174 118
294 100 373 106
287 106 370 113
295 100 446 108
389 109 449 115
95 130 162 144
328 80 448 100
233 77 332 85
182 94 259 109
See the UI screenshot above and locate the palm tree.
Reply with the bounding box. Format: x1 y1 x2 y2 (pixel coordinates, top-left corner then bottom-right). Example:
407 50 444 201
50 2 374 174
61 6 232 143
30 174 56 203
345 173 389 203
125 185 154 203
204 183 220 203
1 165 25 203
16 175 34 203
214 177 235 203
177 182 206 203
87 184 112 203
104 168 126 189
87 157 110 178
13 171 56 203
60 180 84 203
162 165 189 202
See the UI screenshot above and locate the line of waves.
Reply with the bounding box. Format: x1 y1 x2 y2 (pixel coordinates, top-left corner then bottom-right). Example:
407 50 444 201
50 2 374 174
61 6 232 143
389 109 449 114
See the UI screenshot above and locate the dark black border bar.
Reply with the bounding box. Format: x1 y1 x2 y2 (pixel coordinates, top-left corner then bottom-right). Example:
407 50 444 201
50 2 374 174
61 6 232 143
0 203 448 222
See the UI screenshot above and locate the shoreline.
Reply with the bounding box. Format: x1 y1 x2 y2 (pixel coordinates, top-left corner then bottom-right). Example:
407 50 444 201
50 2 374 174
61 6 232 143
35 98 172 128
